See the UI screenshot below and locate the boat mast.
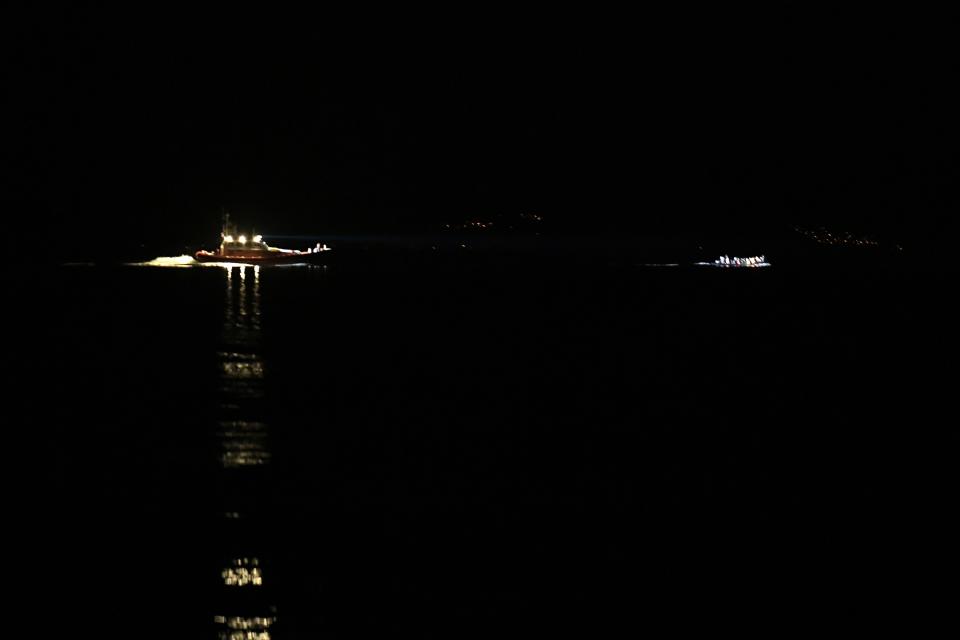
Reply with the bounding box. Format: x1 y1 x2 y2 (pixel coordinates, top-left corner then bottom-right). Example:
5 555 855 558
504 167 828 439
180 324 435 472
221 208 230 254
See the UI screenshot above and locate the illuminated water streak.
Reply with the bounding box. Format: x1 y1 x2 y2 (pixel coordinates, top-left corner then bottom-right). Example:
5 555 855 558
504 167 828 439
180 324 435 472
213 264 278 630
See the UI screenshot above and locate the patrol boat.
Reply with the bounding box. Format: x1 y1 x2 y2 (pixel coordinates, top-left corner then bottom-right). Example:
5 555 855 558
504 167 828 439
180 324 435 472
195 214 330 265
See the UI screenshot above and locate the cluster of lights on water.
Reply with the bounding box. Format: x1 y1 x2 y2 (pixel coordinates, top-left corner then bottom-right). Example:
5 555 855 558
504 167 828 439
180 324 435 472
695 255 771 268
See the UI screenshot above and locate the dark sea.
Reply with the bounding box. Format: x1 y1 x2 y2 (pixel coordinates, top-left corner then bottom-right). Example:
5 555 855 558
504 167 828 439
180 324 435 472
11 248 958 637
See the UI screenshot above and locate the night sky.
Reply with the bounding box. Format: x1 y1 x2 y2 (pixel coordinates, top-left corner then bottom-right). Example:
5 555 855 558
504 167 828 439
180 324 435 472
7 7 958 257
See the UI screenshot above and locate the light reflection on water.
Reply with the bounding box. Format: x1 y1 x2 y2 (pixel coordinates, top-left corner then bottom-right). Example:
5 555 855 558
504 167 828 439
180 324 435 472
220 441 271 469
221 360 265 379
222 558 264 586
215 265 277 636
213 615 277 640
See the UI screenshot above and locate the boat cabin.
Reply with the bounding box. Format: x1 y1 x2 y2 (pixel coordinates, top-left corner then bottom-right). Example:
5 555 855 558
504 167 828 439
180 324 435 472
220 231 270 255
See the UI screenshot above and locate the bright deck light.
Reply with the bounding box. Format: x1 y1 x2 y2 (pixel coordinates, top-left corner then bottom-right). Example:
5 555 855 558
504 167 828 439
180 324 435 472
224 235 234 243
238 235 247 244
253 235 262 243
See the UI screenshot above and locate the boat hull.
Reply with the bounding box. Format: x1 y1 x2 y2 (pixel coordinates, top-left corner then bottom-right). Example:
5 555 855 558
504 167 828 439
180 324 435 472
194 251 329 265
